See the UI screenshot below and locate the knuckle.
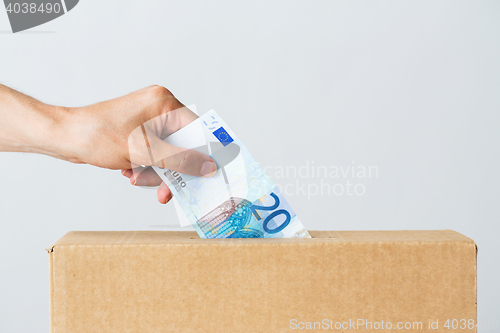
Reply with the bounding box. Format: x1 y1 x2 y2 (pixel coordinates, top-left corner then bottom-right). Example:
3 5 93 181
175 150 197 173
148 85 182 113
150 85 172 99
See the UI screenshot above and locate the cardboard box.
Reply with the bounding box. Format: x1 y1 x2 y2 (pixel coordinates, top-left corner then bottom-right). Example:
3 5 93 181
48 230 477 332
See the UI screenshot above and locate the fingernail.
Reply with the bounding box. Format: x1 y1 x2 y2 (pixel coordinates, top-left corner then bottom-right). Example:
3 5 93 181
135 178 147 186
200 161 216 177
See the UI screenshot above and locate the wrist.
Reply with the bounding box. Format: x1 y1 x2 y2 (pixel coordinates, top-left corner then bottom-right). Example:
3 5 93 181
0 99 67 157
28 103 74 160
43 105 91 164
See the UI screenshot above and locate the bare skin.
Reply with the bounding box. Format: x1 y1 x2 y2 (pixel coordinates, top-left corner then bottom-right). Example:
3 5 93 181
0 84 216 203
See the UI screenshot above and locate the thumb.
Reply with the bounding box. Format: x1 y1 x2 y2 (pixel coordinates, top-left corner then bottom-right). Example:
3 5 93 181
147 133 216 177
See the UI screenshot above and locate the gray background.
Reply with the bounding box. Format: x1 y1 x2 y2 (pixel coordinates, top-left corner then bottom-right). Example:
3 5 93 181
1 1 499 331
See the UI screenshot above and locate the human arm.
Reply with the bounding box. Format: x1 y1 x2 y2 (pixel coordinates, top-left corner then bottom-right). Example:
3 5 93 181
0 84 216 203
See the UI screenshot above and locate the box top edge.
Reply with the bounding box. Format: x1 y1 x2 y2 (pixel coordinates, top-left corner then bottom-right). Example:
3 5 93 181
49 230 475 248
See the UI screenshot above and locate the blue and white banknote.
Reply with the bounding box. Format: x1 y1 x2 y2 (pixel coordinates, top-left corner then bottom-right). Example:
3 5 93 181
153 110 310 239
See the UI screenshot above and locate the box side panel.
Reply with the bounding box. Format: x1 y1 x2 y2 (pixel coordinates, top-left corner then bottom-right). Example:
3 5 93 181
51 241 477 333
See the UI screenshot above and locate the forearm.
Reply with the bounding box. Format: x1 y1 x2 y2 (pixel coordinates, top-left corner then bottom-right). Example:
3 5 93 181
0 84 71 159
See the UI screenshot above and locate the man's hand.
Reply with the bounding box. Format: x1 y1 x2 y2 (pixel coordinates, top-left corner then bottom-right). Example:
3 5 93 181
0 84 216 204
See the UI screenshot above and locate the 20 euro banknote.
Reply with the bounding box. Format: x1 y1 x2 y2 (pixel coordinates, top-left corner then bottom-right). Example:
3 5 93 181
153 110 310 239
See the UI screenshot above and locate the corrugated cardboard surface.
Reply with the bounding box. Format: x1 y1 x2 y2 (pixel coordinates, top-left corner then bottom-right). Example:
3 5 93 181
48 230 477 332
